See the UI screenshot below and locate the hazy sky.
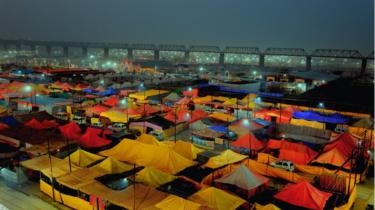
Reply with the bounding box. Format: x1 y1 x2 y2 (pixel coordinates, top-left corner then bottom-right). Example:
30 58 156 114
0 0 373 54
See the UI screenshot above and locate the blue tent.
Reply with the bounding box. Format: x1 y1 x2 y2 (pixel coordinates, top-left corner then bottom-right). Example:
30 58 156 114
208 125 228 133
293 110 348 124
95 88 118 96
0 116 19 126
83 88 94 94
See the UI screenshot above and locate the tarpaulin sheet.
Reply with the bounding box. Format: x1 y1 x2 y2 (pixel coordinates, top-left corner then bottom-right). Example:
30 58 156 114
293 110 348 124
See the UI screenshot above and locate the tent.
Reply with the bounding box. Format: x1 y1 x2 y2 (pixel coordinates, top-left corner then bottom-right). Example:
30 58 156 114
129 89 169 101
255 203 281 210
59 121 82 141
135 167 176 187
154 194 202 210
229 118 264 136
215 164 269 191
137 133 161 146
100 139 195 174
254 108 292 123
274 181 331 210
21 155 64 172
192 96 213 104
208 125 228 133
278 141 318 165
290 118 325 130
138 104 159 116
352 118 373 128
90 157 132 174
100 109 128 123
209 112 235 122
182 88 198 98
65 149 104 167
293 110 348 124
163 92 181 103
231 132 265 152
87 105 110 115
172 140 204 160
204 150 247 169
78 127 111 148
176 97 191 105
25 118 45 129
41 119 59 128
189 187 246 210
103 96 119 107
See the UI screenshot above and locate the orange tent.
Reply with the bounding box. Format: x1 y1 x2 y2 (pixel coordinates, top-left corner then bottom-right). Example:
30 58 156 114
278 141 318 165
78 127 111 148
88 105 109 115
231 132 265 151
274 181 331 210
138 104 159 116
103 96 119 107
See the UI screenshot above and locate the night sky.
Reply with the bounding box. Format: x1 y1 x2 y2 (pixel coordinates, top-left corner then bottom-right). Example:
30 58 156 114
0 0 373 54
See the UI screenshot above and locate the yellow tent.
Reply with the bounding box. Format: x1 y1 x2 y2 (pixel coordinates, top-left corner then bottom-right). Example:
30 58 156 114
21 155 64 171
209 112 236 122
137 133 161 146
172 140 204 160
213 96 230 102
204 150 247 169
100 139 196 174
136 167 176 187
65 149 104 167
90 157 133 174
255 203 281 210
189 187 246 210
100 109 128 123
129 89 169 101
192 96 213 104
40 160 80 179
154 195 202 210
56 167 103 190
223 98 238 106
290 118 325 130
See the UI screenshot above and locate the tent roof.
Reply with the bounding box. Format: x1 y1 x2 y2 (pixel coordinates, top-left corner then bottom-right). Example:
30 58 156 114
274 181 331 210
21 155 64 171
164 92 182 102
204 150 247 169
41 159 81 178
209 112 235 122
278 141 318 165
78 127 111 148
215 164 269 190
231 132 265 151
352 118 373 128
313 148 351 169
103 96 119 107
25 118 45 129
293 110 348 124
154 195 202 210
100 139 196 174
65 149 104 167
136 167 177 187
172 140 204 160
324 133 357 157
88 104 110 115
137 133 161 146
100 109 128 123
189 187 246 210
138 104 159 115
56 167 103 190
90 157 133 174
58 121 82 141
256 204 281 210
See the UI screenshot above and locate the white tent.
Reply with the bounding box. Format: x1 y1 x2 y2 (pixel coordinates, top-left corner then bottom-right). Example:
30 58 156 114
215 164 268 190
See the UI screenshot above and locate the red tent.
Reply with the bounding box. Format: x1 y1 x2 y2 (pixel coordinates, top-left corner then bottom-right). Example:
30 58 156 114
324 133 357 157
267 139 282 149
78 127 111 148
182 88 198 98
59 121 82 141
190 109 208 123
0 123 9 130
88 105 109 115
231 132 265 151
138 104 159 116
41 119 59 129
254 108 291 123
164 111 186 124
176 97 191 105
124 107 140 116
274 181 331 210
279 141 318 165
25 119 45 130
103 96 119 107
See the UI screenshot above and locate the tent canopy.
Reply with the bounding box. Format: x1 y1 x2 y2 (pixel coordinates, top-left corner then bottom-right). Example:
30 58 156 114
278 141 318 165
100 139 196 174
154 194 201 210
172 140 204 160
137 133 161 146
58 121 82 141
136 167 176 187
189 187 246 210
100 109 128 123
274 181 331 210
209 112 235 122
215 164 269 190
204 150 247 169
21 155 64 171
65 149 104 167
78 127 111 148
90 157 133 174
293 110 348 124
231 132 265 151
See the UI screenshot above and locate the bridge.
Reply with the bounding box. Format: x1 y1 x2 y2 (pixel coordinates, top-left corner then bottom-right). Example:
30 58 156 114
0 39 373 74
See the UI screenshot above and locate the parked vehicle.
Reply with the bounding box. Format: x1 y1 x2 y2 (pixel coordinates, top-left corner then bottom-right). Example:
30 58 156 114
270 160 295 172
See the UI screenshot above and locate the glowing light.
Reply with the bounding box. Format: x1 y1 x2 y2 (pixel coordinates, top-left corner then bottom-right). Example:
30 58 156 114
254 97 262 104
317 102 325 108
100 80 104 85
242 119 250 126
188 87 193 92
24 85 32 92
120 99 127 105
252 70 257 75
297 83 303 88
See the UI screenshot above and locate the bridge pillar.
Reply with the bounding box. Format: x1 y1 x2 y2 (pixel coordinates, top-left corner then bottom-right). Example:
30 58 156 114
63 46 69 57
154 49 160 61
184 50 190 63
361 58 367 75
259 54 265 67
306 55 312 70
82 47 88 57
219 52 225 66
104 48 109 58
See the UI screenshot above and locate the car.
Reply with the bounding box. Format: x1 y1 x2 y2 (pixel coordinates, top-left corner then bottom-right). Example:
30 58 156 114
91 121 104 128
72 115 86 125
109 123 126 132
270 160 295 172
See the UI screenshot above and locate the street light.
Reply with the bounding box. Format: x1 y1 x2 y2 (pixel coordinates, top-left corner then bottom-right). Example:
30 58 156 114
317 102 325 109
